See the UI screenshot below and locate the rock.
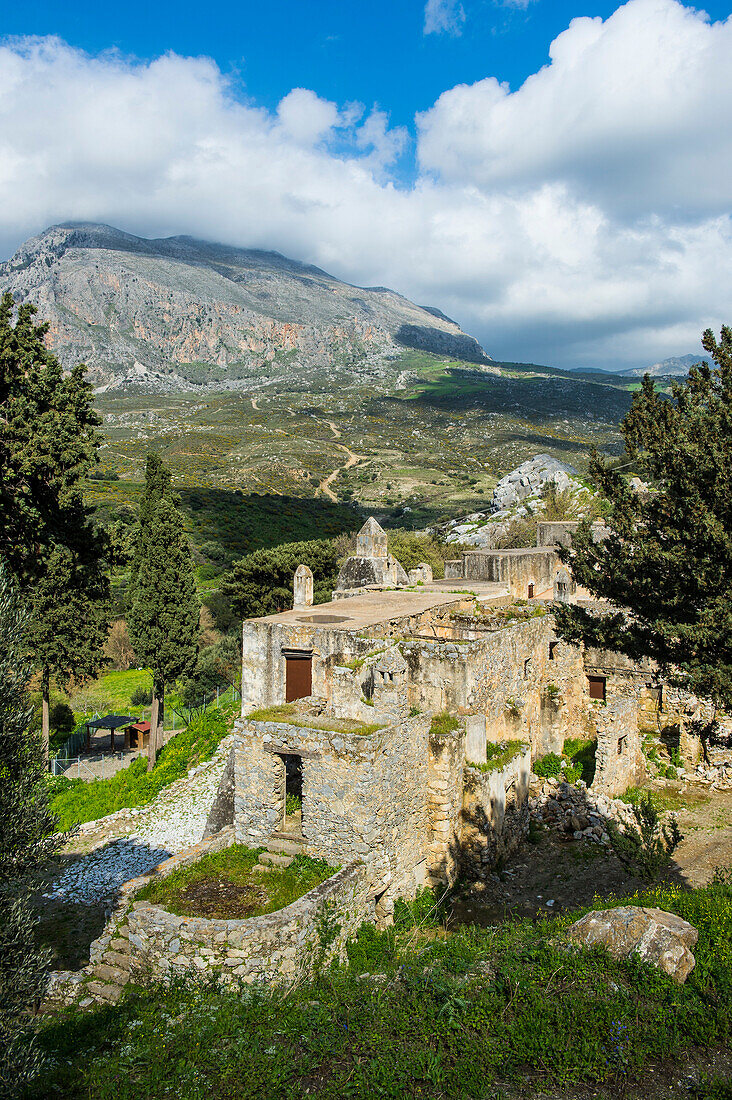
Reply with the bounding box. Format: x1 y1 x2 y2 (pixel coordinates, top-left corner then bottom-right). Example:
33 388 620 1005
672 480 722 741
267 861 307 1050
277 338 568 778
566 906 698 983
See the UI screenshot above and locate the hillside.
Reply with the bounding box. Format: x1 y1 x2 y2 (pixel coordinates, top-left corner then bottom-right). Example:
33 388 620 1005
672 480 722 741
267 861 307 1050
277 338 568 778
0 223 490 390
620 353 711 378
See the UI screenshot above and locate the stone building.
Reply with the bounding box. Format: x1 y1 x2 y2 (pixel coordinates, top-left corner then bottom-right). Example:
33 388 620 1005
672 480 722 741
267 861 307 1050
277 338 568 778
233 516 694 922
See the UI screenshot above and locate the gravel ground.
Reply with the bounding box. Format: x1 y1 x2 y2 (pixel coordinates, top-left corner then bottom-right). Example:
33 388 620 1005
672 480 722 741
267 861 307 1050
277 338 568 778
45 735 235 905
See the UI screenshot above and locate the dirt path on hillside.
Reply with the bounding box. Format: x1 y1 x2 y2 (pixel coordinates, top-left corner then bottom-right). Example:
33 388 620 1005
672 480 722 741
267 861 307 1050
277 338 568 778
318 443 366 501
250 396 260 410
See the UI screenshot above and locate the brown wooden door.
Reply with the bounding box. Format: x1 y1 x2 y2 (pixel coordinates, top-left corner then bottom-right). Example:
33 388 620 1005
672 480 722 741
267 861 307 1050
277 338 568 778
285 653 312 702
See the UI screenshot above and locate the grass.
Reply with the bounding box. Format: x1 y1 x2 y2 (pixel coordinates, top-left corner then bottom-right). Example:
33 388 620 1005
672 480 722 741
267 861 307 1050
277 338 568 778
47 707 233 831
619 784 711 814
245 703 383 736
429 712 461 738
476 739 527 773
27 873 732 1099
135 846 338 919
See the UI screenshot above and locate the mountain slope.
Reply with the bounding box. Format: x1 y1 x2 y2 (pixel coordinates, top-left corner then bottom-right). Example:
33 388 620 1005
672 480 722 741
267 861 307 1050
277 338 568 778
620 353 711 378
0 223 490 390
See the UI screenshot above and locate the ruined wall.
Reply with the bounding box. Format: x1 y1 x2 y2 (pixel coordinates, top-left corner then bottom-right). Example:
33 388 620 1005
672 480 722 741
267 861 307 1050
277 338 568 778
589 693 646 796
462 548 557 596
127 863 370 986
426 722 465 888
400 617 585 759
461 748 532 877
234 715 431 908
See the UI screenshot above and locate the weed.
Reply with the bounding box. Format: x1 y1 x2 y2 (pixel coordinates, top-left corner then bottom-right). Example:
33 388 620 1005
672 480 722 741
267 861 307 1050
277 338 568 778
429 712 460 738
608 794 683 881
534 751 562 779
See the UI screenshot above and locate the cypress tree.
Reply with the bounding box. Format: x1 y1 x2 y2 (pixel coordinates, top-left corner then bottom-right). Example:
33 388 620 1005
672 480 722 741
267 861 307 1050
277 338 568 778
128 463 199 769
0 567 64 1094
0 293 110 755
555 325 732 720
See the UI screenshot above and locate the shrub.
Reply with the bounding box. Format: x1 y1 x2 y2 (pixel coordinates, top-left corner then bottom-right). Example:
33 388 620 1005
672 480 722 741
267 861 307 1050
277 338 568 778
608 794 683 881
49 702 75 735
534 751 562 778
130 685 153 706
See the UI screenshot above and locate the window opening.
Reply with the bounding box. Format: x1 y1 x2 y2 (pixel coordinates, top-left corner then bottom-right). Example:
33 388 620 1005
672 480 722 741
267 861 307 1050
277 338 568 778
549 641 559 661
588 675 606 702
527 583 535 599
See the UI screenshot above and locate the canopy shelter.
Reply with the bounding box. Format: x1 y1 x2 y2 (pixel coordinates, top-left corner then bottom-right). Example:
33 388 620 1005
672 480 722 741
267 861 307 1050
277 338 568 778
84 714 139 752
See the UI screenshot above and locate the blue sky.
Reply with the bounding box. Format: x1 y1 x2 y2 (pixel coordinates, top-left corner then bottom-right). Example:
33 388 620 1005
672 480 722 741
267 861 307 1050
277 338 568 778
1 1 732 368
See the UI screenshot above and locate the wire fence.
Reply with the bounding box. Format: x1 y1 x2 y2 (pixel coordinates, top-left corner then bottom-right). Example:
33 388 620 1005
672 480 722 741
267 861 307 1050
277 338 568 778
49 751 128 779
49 683 241 773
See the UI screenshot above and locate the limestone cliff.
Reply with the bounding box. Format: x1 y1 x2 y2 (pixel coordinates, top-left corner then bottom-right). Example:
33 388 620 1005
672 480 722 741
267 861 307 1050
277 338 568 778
0 223 490 390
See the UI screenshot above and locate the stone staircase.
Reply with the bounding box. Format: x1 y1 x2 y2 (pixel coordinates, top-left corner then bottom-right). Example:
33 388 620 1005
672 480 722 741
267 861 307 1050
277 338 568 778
85 906 134 1004
254 834 304 873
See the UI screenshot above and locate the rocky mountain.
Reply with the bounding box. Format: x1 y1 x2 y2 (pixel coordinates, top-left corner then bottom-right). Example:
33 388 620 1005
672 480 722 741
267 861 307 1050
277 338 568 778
0 223 490 391
620 353 711 378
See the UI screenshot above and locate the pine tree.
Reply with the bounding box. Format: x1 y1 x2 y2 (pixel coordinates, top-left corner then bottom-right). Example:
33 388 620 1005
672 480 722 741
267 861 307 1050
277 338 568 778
0 293 110 755
128 467 199 769
555 325 732 718
0 567 64 1094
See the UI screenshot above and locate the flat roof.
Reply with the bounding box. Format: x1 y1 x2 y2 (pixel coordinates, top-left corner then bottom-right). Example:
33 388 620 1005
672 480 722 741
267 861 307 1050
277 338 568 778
252 579 509 630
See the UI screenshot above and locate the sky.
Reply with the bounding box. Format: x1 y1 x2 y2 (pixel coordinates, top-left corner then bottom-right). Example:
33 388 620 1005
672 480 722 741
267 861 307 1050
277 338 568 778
1 0 731 369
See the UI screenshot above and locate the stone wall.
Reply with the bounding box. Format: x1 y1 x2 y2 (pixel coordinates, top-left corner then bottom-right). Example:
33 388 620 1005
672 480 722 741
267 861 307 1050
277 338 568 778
234 715 432 910
400 617 586 758
590 693 646 797
128 861 370 986
461 747 532 877
461 548 557 596
426 721 466 887
44 827 371 1007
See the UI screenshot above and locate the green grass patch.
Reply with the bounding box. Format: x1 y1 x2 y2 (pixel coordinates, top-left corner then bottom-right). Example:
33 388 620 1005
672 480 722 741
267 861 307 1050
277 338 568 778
619 784 711 814
28 874 732 1099
476 739 527 773
245 704 382 736
48 708 232 831
135 846 338 919
429 712 461 738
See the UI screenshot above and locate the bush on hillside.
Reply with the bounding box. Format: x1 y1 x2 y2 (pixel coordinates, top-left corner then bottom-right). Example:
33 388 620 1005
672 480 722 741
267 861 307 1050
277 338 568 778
386 530 450 579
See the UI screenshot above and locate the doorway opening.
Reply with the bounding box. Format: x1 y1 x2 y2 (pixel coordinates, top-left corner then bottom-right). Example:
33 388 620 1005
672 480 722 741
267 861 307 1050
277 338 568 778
284 650 313 702
280 752 303 835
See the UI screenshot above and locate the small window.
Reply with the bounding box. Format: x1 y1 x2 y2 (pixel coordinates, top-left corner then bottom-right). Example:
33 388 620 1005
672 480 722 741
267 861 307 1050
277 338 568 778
524 658 532 678
617 736 626 756
588 675 606 702
528 583 535 599
549 641 559 661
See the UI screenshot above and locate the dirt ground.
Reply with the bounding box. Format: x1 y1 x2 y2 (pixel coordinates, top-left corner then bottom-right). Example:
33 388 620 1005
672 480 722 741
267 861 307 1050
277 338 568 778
449 782 732 927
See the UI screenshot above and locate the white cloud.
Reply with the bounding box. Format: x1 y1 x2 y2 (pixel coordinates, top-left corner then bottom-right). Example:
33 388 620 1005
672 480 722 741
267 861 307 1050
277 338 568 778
417 0 732 220
423 0 466 37
276 88 340 145
0 5 731 370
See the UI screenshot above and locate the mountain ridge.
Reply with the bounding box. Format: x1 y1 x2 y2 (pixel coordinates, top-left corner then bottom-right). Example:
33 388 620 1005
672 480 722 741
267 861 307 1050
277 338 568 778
0 223 491 391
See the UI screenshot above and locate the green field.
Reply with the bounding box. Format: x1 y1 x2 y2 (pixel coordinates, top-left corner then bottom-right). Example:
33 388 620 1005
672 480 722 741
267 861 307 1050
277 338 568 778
90 350 637 556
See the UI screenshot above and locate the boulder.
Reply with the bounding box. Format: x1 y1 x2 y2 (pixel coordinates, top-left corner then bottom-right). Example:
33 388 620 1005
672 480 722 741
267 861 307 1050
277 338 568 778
567 906 698 983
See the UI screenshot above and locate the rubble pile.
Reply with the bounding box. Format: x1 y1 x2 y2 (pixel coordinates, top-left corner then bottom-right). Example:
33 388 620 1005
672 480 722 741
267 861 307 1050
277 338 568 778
530 776 638 844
